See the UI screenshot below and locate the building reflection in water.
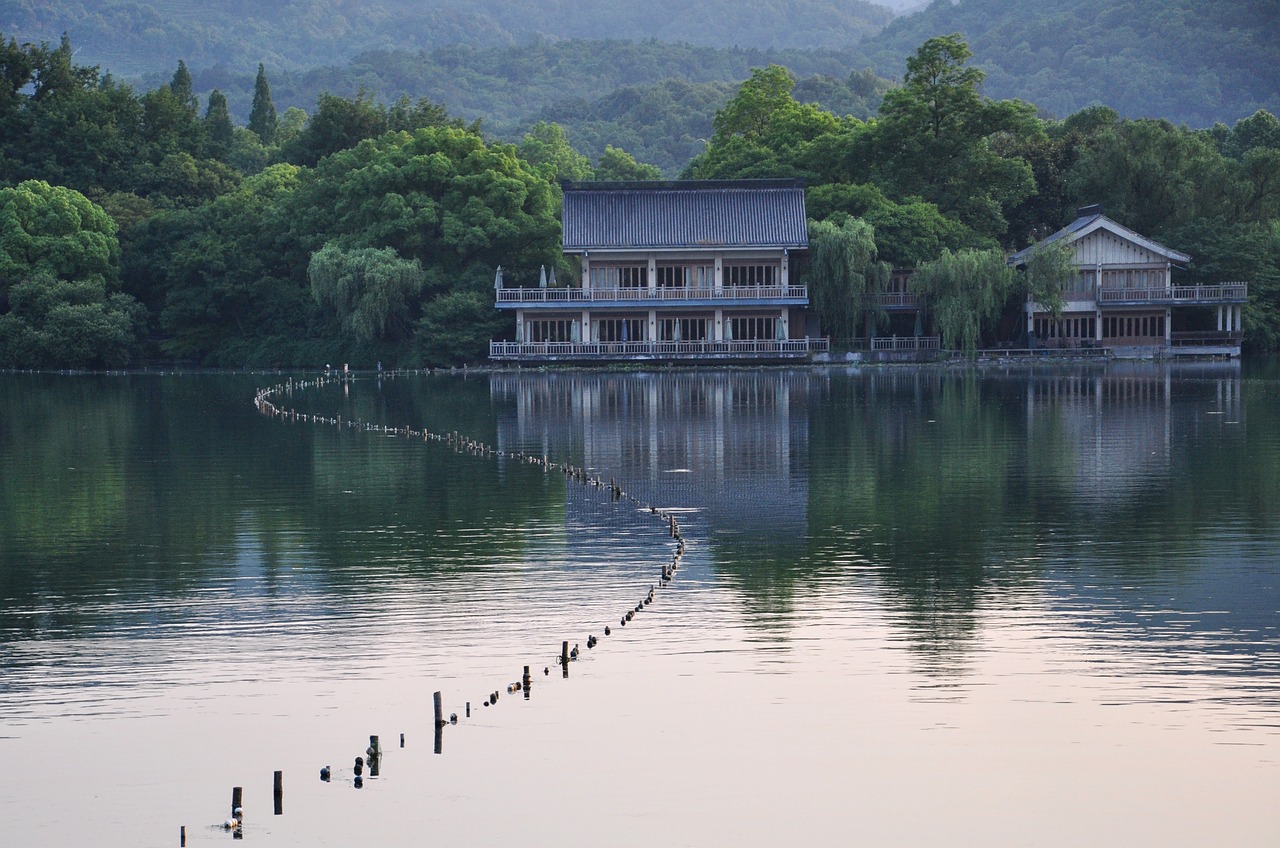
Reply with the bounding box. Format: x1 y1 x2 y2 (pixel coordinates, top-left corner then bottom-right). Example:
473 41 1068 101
1021 360 1243 506
490 370 818 544
489 363 1251 654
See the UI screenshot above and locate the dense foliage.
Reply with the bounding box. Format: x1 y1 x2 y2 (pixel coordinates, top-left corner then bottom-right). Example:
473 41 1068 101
868 0 1280 126
181 41 889 175
2 31 1279 366
690 36 1280 352
4 0 891 76
10 0 1280 133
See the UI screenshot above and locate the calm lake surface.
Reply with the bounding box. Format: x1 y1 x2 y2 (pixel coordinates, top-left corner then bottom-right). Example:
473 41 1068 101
2 362 1278 846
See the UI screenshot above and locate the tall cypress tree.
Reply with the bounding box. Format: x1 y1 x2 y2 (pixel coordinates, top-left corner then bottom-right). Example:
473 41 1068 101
170 59 196 112
248 63 277 145
204 88 235 155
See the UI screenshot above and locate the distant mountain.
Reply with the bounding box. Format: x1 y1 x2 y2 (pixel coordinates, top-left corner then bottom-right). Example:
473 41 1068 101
185 40 885 175
1 0 893 77
864 0 1280 125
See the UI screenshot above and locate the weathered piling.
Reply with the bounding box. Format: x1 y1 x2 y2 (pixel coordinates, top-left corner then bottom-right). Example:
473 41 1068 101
251 370 699 779
273 770 283 816
231 786 242 817
180 825 186 846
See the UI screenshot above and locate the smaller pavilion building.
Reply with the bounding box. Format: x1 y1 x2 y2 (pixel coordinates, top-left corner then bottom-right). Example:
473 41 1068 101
489 179 829 363
1010 205 1247 357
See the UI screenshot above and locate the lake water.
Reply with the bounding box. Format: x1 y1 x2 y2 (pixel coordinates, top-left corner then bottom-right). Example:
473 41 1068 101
1 362 1278 846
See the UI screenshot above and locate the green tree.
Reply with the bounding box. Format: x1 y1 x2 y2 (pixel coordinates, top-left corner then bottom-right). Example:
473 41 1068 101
203 89 235 157
140 84 204 157
275 106 308 148
413 290 505 365
807 182 984 267
0 182 144 367
1020 239 1075 320
870 34 1042 241
0 273 144 367
0 180 120 302
280 91 386 167
147 164 308 361
248 64 277 145
594 145 662 181
517 122 594 182
684 65 858 183
910 247 1017 355
1065 118 1235 237
711 65 796 141
308 243 426 343
288 126 561 277
806 216 891 343
169 60 196 112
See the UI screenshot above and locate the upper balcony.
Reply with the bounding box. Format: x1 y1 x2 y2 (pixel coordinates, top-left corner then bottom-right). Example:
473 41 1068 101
1098 282 1248 306
495 284 809 309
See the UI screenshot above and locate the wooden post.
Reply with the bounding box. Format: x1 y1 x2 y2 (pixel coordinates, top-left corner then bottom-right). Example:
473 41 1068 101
180 825 186 846
562 641 570 678
273 770 283 816
433 691 443 728
231 786 242 817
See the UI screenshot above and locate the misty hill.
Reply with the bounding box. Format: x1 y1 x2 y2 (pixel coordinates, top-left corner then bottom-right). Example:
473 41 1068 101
1 0 893 77
184 40 888 175
867 0 1280 125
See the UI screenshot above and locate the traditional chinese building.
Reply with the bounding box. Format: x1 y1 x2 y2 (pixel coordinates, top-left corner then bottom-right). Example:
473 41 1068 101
1009 205 1247 357
489 179 829 362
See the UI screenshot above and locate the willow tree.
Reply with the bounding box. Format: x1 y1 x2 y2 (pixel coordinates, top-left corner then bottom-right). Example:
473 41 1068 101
1021 239 1075 320
910 247 1016 355
808 216 891 344
308 244 426 343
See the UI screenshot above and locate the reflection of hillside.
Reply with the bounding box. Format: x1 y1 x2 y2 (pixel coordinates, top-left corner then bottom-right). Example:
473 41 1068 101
0 374 558 639
806 362 1257 665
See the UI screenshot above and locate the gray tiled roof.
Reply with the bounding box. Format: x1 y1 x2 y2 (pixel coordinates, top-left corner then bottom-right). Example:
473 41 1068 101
562 180 809 252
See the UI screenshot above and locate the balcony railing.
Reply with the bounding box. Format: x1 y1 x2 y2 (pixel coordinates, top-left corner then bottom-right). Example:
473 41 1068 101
870 291 918 308
1098 283 1248 304
490 338 830 360
1170 330 1245 346
495 285 808 304
870 335 941 351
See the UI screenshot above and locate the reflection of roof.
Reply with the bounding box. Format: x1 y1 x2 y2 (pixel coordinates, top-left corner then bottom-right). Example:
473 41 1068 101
561 179 809 252
1009 213 1191 265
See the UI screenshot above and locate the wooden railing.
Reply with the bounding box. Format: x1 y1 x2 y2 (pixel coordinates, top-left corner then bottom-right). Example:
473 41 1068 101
496 285 808 304
1170 331 1245 346
1098 283 1248 303
870 336 941 351
490 338 830 359
871 291 918 308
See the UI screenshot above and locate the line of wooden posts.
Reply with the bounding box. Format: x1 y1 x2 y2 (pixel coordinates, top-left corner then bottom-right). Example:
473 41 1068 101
186 373 687 842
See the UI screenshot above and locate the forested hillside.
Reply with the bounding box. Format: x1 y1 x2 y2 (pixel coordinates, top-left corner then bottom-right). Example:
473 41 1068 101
869 0 1280 125
1 0 892 76
7 0 1279 131
183 41 889 175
